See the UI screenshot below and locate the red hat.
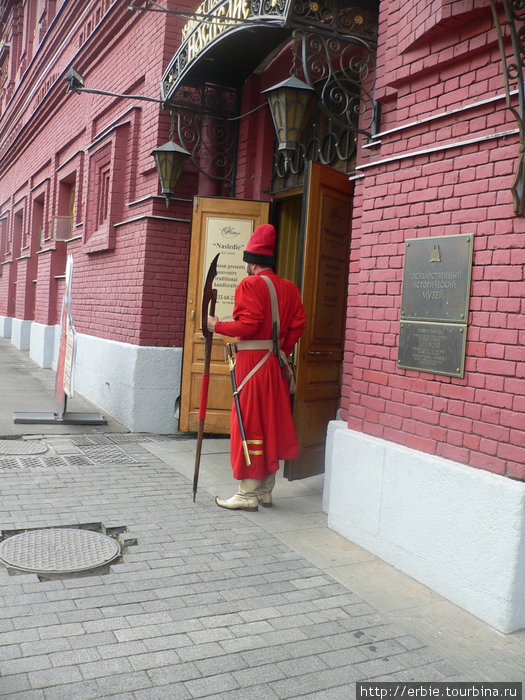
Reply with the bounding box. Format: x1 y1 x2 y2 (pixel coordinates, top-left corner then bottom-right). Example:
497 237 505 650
243 223 276 266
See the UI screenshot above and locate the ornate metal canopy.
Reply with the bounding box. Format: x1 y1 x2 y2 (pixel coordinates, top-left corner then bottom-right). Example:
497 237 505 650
161 0 378 194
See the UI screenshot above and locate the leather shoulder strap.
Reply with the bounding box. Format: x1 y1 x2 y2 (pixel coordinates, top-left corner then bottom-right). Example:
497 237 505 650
260 275 280 337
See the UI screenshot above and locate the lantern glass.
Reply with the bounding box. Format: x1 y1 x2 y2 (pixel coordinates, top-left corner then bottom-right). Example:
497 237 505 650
263 76 316 156
151 140 190 206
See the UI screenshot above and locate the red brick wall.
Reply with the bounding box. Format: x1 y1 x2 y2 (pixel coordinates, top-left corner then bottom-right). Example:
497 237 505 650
343 2 525 480
0 1 191 346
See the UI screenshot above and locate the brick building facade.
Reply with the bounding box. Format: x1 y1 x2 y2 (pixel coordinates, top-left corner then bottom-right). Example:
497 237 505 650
0 0 196 429
0 0 523 631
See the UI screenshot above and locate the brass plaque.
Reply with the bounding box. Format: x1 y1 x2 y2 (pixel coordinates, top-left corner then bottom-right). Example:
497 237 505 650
397 321 467 377
401 234 473 322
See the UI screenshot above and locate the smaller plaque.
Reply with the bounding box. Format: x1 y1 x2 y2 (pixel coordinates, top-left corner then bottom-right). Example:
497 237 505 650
397 321 467 378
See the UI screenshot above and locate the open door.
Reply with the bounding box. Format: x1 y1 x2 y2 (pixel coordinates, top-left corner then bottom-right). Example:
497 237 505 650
179 197 270 434
284 162 353 480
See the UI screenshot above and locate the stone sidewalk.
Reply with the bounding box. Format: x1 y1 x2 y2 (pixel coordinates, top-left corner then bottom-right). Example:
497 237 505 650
0 432 523 698
0 337 524 697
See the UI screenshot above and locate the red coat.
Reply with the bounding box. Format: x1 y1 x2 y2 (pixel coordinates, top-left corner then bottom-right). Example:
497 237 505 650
215 270 306 481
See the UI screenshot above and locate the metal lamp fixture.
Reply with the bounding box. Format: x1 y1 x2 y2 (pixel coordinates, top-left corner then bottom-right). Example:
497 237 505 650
64 67 190 206
151 140 190 207
262 75 316 171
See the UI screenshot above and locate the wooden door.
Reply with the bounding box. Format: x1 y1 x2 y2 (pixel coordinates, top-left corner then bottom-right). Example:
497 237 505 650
284 162 353 480
179 196 270 433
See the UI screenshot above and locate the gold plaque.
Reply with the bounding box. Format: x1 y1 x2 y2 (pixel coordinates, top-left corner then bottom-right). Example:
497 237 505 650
400 234 473 322
398 234 474 377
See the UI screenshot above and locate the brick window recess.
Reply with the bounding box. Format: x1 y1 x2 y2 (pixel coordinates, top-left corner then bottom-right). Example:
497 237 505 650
0 41 9 114
37 1 57 42
13 208 24 259
1 209 12 258
31 193 46 250
0 215 8 274
84 122 128 254
52 176 76 241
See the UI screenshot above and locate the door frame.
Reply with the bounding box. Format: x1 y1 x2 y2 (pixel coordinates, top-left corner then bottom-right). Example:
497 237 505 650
280 161 354 480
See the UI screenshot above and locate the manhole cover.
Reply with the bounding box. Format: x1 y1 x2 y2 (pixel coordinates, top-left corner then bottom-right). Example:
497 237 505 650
0 439 48 456
0 529 121 574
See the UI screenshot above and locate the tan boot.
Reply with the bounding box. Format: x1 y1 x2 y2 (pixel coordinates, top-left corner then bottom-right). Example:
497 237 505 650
215 479 260 511
256 473 276 508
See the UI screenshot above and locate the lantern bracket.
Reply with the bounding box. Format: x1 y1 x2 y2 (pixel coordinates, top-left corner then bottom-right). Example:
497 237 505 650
490 0 525 215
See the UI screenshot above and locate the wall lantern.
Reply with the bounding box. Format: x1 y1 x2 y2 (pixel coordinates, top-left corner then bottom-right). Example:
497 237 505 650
64 67 191 207
262 75 316 171
151 140 191 207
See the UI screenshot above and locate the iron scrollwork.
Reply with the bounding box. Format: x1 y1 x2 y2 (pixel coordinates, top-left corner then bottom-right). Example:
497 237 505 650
161 0 378 194
272 14 378 190
174 84 240 195
291 0 377 40
298 29 376 137
490 0 525 215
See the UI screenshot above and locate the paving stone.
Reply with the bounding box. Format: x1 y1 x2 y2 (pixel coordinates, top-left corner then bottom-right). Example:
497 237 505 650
0 627 40 645
147 661 201 685
396 634 427 651
5 690 45 700
79 656 134 680
0 653 52 675
183 671 239 697
95 669 153 695
43 679 101 699
19 637 71 656
318 646 369 668
128 649 181 671
194 653 249 676
69 631 118 649
267 613 313 630
187 626 235 644
0 642 22 661
177 641 228 663
324 631 376 650
142 633 200 653
275 654 330 677
0 431 520 698
354 655 408 680
217 685 283 699
357 638 409 659
36 622 85 640
28 664 83 688
232 662 287 687
0 673 32 695
0 617 14 633
269 664 361 698
133 682 192 699
48 647 101 667
297 686 358 700
12 612 61 630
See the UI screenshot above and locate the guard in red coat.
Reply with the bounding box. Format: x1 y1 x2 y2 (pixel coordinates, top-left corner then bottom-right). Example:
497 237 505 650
207 223 306 511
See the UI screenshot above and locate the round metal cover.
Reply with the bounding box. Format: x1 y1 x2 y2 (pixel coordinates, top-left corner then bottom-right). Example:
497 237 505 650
0 528 121 574
0 439 48 455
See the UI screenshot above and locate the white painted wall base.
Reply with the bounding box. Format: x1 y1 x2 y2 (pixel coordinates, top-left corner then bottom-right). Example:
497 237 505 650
11 319 32 350
71 332 182 433
23 324 182 433
0 316 13 338
0 315 12 338
30 322 57 368
324 422 525 633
